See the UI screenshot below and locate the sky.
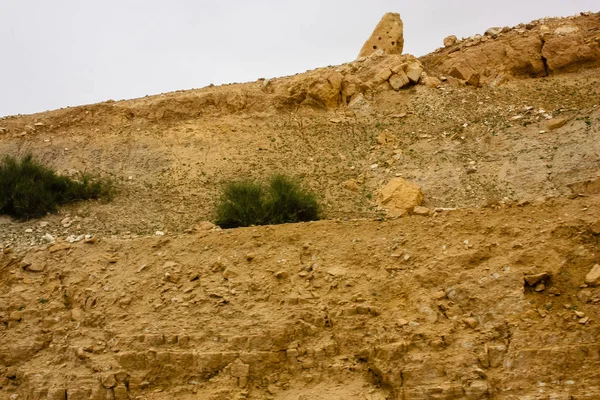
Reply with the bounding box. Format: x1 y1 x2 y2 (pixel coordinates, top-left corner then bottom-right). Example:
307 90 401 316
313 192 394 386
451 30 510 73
1 1 598 117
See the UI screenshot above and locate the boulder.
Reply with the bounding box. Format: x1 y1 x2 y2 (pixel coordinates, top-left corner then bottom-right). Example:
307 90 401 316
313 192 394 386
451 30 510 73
405 62 424 83
585 264 600 287
542 35 600 72
423 76 442 88
444 35 458 47
485 27 503 37
389 71 411 90
448 63 480 86
376 178 424 216
358 13 404 58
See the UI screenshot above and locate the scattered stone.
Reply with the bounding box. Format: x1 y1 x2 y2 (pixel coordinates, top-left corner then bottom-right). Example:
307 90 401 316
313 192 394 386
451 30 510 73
27 263 46 273
485 27 503 37
348 93 370 110
547 118 568 130
423 76 441 88
49 242 71 253
83 235 96 244
358 12 404 58
577 289 592 303
534 282 546 292
524 272 550 287
537 308 547 318
101 374 117 389
590 219 600 235
412 206 431 216
222 267 238 280
195 221 216 231
42 233 55 243
9 311 21 321
548 287 560 296
444 35 458 47
432 290 446 300
356 305 370 315
584 264 600 287
579 317 590 325
343 179 360 192
66 235 84 243
369 306 381 316
396 318 409 327
463 317 478 329
274 271 289 279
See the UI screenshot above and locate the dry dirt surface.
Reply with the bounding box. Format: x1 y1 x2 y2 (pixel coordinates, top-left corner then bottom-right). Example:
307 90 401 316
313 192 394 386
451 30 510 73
1 11 600 400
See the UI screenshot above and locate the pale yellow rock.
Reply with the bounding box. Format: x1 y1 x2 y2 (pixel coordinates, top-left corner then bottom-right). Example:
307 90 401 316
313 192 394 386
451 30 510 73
406 62 424 83
585 264 600 287
547 118 568 130
307 71 344 108
424 76 442 88
358 13 404 58
376 178 424 215
413 206 431 216
374 68 393 84
444 35 458 47
389 71 411 90
343 179 360 192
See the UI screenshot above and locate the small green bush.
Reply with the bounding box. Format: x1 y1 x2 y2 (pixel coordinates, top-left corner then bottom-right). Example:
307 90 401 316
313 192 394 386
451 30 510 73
0 154 114 220
215 180 267 229
215 174 320 228
265 174 320 225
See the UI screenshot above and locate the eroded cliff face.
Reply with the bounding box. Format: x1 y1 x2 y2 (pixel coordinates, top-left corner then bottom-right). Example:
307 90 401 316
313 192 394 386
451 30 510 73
421 12 600 86
1 10 600 400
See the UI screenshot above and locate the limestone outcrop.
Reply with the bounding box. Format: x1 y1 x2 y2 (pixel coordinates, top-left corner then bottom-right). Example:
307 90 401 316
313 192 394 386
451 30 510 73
421 12 600 86
358 12 404 58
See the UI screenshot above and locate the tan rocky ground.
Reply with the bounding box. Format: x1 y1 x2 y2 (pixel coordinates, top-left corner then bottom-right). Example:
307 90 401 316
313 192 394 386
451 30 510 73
1 11 599 400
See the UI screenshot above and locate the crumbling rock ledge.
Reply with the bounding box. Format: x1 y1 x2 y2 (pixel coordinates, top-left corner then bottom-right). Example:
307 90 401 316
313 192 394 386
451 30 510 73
421 11 600 86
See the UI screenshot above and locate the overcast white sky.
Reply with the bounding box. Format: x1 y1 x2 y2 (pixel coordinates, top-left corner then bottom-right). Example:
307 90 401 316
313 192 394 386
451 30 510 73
1 1 598 117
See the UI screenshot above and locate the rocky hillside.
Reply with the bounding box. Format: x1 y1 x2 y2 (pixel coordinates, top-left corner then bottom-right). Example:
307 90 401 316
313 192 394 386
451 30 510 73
1 10 600 400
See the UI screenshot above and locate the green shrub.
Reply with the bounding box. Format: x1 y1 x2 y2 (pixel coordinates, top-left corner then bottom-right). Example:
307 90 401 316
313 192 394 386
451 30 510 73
265 174 320 225
215 174 320 228
0 154 114 220
215 180 267 229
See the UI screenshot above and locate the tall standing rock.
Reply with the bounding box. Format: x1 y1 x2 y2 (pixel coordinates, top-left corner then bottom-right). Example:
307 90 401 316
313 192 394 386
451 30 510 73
358 13 404 58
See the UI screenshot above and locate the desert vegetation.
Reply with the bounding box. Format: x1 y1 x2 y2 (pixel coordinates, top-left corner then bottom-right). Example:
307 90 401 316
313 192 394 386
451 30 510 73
215 174 320 228
0 154 113 220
